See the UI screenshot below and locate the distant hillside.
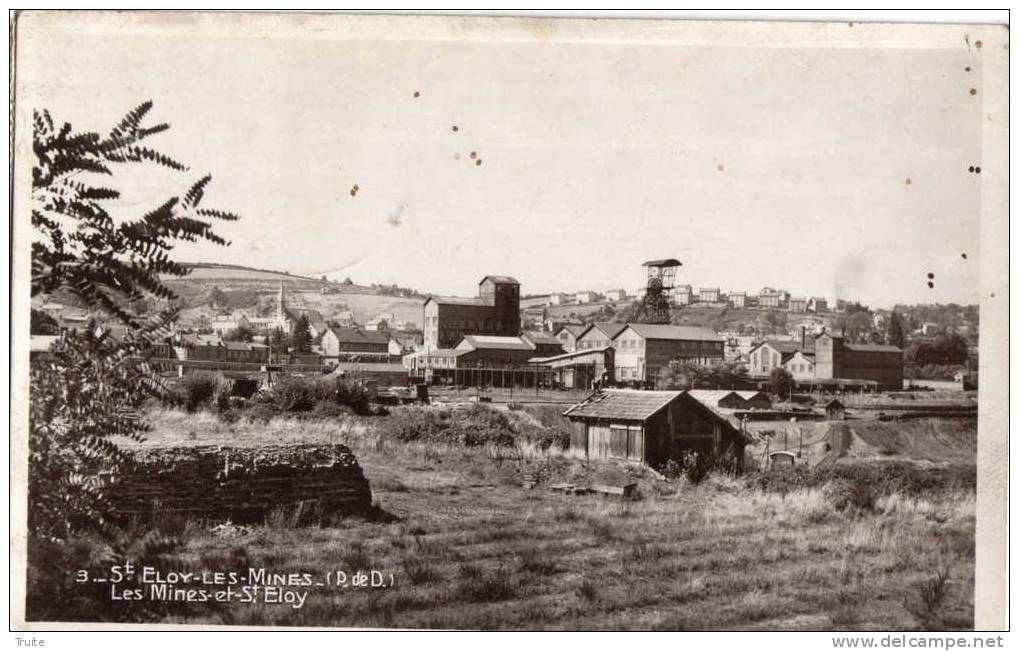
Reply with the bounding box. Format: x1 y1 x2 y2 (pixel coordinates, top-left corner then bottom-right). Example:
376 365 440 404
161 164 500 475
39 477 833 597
169 263 320 282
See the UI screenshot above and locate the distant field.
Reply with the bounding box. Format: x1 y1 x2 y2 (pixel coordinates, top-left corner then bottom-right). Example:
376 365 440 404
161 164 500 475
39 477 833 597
125 408 975 630
173 264 318 282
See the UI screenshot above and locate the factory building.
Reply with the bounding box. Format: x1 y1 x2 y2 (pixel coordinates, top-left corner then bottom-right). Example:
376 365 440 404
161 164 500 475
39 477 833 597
422 276 521 350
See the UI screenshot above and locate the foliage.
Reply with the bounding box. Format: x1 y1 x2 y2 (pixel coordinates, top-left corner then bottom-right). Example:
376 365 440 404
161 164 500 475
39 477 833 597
181 372 233 412
267 376 372 415
290 314 313 353
769 367 793 398
30 308 60 335
28 101 236 547
386 405 517 447
887 310 906 349
31 101 238 327
28 328 164 540
223 323 255 342
269 327 288 362
905 334 970 369
659 360 748 390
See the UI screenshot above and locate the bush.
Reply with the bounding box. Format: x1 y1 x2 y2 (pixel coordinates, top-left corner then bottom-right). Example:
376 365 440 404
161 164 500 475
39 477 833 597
182 372 232 412
386 405 517 447
746 461 975 499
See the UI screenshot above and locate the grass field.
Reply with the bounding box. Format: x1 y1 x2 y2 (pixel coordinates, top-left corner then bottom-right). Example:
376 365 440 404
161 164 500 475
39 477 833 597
123 408 976 631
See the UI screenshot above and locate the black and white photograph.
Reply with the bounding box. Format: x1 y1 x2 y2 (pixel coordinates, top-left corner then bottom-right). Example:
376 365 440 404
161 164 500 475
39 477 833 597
8 10 1010 638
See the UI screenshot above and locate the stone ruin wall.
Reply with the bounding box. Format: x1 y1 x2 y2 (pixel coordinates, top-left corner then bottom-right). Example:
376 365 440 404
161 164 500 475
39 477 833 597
104 443 373 523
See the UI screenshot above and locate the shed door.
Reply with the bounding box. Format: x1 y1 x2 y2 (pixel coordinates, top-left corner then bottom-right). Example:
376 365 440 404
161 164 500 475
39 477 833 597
626 426 642 461
608 426 628 459
588 424 611 459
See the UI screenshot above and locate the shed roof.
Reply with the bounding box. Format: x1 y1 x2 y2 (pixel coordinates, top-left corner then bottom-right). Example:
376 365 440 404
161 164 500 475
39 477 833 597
622 323 724 342
563 389 684 422
642 259 682 267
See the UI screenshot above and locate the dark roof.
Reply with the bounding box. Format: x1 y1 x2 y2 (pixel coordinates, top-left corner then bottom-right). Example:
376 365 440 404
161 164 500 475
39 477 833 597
826 398 845 409
286 308 324 323
222 341 267 351
327 327 390 345
622 323 724 342
564 390 745 437
750 339 815 355
425 295 490 307
844 342 903 353
564 390 684 421
521 331 563 347
555 324 589 338
479 275 520 285
642 259 682 268
585 322 628 340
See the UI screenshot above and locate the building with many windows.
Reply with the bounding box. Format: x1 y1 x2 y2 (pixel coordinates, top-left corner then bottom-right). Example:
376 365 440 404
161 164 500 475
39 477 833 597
611 323 725 385
422 276 520 350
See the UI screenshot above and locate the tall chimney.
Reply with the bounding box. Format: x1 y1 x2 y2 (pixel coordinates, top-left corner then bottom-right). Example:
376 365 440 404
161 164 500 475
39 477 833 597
801 326 805 349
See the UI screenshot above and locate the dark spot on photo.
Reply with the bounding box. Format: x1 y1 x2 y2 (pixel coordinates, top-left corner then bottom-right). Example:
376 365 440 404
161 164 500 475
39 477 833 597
961 253 968 259
905 177 912 185
350 184 359 197
927 272 935 280
975 166 981 174
413 91 420 98
475 159 482 166
469 151 477 160
975 40 983 49
964 66 971 72
970 88 978 95
717 164 725 172
452 125 459 132
927 281 935 289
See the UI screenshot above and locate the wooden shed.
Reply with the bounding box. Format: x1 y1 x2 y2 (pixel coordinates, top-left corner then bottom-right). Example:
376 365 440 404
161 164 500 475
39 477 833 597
825 398 846 421
563 390 748 470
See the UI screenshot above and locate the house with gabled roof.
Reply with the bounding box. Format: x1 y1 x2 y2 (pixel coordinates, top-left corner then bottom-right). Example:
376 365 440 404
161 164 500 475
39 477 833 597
554 323 589 352
611 323 725 385
576 322 627 351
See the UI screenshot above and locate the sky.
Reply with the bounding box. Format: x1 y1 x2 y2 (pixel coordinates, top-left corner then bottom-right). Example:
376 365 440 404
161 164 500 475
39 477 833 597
15 14 987 308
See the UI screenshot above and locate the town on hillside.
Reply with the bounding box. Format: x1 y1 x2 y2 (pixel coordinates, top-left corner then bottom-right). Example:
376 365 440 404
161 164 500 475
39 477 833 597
30 257 980 397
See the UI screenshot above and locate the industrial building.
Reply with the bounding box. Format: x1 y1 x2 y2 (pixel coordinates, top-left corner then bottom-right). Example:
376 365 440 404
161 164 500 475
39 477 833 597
813 331 903 390
612 323 725 385
421 275 521 350
422 275 521 349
